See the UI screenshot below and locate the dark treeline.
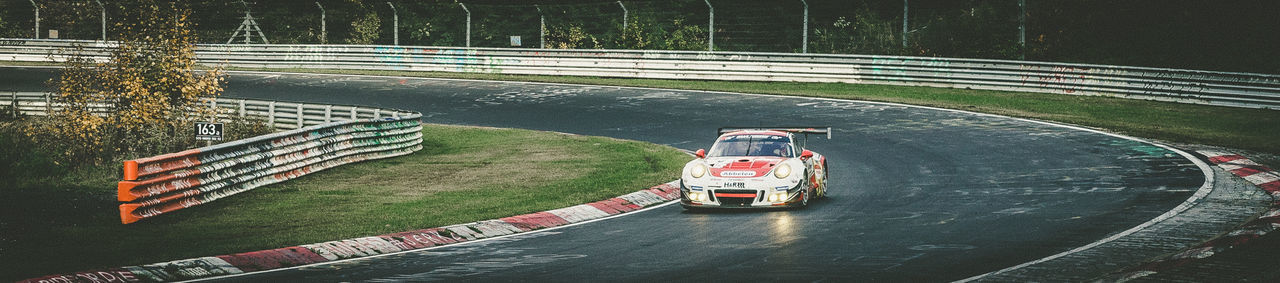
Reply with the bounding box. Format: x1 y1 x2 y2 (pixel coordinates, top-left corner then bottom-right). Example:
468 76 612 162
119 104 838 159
0 0 1275 73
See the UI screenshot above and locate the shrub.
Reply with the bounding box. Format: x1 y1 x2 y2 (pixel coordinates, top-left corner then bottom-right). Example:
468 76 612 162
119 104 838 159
22 1 271 167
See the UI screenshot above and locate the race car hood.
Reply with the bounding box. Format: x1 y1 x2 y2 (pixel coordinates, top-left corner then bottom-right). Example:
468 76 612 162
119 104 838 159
706 156 788 178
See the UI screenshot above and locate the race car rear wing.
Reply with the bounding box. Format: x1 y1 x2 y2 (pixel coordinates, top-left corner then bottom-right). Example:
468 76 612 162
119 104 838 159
717 127 832 139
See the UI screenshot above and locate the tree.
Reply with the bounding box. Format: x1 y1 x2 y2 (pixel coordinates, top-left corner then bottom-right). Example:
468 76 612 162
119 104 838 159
30 1 226 165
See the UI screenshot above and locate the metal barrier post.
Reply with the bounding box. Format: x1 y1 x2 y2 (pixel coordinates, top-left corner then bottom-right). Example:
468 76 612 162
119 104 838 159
374 108 381 119
44 92 51 115
208 99 217 120
324 105 332 123
295 104 303 128
267 101 275 129
11 92 17 118
239 99 246 117
351 107 358 120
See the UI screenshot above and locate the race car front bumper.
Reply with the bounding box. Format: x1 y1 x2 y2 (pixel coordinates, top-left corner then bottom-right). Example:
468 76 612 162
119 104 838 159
679 180 805 209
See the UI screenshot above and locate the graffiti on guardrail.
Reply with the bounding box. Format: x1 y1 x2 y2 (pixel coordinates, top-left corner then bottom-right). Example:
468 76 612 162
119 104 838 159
1019 65 1089 94
372 46 522 73
867 57 954 82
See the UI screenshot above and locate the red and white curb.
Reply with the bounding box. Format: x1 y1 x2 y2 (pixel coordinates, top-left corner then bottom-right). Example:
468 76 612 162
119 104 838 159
1110 151 1280 281
1203 151 1280 195
20 181 682 283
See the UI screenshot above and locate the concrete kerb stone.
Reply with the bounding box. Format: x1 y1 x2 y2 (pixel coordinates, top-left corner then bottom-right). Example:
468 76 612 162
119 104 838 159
960 146 1273 282
18 181 681 283
1097 151 1280 281
128 257 243 282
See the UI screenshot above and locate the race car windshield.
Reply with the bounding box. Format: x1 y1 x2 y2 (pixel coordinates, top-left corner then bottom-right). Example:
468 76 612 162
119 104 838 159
708 134 793 157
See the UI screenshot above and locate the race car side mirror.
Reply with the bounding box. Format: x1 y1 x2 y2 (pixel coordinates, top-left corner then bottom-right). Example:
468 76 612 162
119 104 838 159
695 149 706 159
801 150 814 159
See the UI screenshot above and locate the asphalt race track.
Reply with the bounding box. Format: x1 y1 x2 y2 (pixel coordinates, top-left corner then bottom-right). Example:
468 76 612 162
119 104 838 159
0 68 1205 282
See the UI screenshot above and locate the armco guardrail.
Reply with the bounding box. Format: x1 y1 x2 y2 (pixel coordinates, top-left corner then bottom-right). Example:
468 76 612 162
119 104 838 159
4 91 410 130
2 38 1278 109
1 91 423 224
118 117 422 224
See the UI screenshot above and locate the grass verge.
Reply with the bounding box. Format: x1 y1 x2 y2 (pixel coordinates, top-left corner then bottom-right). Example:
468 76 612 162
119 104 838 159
221 67 1280 155
0 123 687 281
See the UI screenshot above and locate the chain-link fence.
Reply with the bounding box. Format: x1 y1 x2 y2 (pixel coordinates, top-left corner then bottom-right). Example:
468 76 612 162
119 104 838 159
0 0 1276 73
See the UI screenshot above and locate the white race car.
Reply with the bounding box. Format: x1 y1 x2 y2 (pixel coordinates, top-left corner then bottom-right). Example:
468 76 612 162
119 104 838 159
680 127 830 210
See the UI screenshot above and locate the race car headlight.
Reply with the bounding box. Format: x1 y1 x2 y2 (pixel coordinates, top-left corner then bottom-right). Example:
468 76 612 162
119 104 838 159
688 192 708 201
691 164 707 178
767 193 787 202
773 164 792 179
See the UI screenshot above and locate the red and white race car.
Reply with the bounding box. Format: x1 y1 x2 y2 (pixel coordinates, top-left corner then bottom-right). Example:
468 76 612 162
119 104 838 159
680 127 830 209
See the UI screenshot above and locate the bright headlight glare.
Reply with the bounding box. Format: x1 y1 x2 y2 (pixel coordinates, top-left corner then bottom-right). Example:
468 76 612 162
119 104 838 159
691 164 707 178
769 193 786 202
690 192 706 201
774 164 792 179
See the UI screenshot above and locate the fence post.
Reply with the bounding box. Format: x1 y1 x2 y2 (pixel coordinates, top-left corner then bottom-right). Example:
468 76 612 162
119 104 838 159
29 0 39 39
704 0 714 51
901 0 908 48
351 106 358 120
11 92 17 118
459 3 471 47
315 2 326 44
239 99 246 117
1019 0 1026 60
95 0 105 41
617 1 627 32
267 101 276 129
386 2 398 46
296 104 304 128
374 108 381 119
536 5 545 49
800 0 808 53
44 92 51 115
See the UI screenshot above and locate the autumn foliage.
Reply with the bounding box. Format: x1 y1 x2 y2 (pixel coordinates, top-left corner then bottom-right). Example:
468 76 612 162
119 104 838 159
27 1 227 166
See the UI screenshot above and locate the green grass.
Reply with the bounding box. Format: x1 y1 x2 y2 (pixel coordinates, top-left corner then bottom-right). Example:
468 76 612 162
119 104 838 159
224 67 1280 155
0 124 688 281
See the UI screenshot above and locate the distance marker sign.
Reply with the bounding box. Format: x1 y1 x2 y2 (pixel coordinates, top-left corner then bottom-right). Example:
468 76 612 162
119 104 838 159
195 122 223 141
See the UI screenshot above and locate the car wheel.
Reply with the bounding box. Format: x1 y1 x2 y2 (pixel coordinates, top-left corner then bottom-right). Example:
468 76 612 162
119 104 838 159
819 161 829 199
800 187 811 208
